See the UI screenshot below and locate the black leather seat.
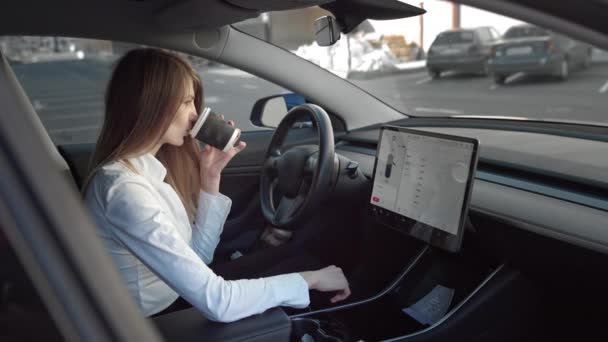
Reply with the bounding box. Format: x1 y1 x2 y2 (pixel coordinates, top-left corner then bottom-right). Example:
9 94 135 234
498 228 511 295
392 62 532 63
153 307 292 342
57 143 96 190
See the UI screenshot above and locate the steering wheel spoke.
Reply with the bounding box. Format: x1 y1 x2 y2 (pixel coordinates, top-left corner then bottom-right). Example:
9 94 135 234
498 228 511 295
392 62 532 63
304 154 317 175
263 155 281 176
274 192 306 225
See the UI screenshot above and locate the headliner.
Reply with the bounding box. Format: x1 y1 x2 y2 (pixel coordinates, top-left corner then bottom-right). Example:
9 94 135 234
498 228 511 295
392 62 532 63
1 0 607 51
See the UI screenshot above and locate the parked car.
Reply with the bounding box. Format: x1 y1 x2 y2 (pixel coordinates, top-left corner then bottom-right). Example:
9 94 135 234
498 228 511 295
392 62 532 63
426 27 500 78
488 24 593 83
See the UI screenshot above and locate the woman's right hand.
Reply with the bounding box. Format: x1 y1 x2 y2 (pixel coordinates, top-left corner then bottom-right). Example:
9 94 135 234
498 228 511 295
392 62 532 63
299 265 351 303
199 117 246 195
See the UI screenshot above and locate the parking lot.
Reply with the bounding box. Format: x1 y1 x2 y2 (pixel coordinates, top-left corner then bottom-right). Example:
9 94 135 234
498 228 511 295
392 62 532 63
352 62 608 122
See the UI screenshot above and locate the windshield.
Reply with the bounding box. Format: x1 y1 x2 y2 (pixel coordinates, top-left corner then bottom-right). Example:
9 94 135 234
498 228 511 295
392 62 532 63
504 26 549 38
505 26 549 38
241 3 607 126
433 31 474 45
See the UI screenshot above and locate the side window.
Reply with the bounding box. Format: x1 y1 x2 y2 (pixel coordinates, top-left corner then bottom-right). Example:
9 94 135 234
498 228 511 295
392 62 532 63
198 64 289 133
0 36 289 146
477 28 492 42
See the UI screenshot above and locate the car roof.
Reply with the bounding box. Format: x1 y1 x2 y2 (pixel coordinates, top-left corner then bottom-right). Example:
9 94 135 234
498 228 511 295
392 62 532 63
1 0 607 52
438 28 476 34
507 24 539 30
438 26 495 34
0 0 256 39
0 0 425 41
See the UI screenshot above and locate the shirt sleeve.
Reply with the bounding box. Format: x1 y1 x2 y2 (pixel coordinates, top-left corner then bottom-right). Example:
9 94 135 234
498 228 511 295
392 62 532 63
190 191 231 264
103 178 310 322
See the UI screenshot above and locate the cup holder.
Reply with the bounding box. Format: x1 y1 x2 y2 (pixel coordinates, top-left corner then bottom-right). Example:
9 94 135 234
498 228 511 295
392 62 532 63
291 318 343 342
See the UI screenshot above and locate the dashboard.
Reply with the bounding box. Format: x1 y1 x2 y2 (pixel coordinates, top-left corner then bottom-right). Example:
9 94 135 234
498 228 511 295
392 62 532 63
336 125 608 254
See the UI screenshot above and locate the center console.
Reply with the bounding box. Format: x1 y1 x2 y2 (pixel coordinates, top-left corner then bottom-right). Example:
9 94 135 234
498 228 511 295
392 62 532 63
289 242 514 341
288 127 537 341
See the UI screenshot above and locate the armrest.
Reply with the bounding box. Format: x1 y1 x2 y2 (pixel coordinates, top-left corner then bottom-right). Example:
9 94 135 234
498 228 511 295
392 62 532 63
152 307 291 342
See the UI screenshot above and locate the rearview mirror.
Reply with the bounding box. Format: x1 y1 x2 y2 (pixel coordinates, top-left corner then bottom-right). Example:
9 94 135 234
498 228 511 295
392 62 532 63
314 16 341 46
251 93 307 128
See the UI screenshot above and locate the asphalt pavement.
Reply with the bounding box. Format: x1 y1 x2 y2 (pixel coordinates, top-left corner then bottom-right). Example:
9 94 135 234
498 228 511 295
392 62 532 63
9 58 608 146
351 63 608 124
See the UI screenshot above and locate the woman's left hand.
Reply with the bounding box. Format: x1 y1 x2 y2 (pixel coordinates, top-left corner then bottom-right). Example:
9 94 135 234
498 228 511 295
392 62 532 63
199 118 246 194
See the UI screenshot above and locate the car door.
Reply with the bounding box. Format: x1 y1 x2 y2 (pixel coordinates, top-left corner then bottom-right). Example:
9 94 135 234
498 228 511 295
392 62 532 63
0 46 163 342
553 33 580 64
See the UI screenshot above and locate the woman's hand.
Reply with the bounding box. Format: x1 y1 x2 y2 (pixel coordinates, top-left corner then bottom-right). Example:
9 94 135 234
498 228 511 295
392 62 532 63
300 265 351 303
199 117 246 195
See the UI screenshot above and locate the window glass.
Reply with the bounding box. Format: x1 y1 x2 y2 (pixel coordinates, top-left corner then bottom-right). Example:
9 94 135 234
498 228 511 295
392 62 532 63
433 31 474 45
504 26 549 38
477 28 492 42
0 36 290 145
248 3 607 125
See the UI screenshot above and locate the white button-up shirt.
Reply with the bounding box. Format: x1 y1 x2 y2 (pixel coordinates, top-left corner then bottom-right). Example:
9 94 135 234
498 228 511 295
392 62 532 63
84 153 309 321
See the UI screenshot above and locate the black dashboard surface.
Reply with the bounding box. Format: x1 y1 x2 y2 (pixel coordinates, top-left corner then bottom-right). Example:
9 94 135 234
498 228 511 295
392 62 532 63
342 126 608 191
337 125 608 254
339 126 608 210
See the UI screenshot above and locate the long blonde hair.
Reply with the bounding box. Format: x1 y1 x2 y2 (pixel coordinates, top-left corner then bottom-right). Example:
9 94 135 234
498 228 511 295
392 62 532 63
84 48 202 220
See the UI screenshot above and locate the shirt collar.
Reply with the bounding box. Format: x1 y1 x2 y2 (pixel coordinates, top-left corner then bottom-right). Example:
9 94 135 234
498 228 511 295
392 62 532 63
127 153 167 182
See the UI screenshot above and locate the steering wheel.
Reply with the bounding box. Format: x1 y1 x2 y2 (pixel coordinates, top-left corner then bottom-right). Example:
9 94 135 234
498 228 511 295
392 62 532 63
260 104 336 228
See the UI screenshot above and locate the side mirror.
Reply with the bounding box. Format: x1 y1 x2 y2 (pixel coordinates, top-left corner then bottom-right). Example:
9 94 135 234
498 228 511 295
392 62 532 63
251 93 307 128
314 16 341 46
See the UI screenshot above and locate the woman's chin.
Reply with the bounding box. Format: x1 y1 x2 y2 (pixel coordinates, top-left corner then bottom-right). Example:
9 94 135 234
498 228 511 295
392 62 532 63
167 137 185 147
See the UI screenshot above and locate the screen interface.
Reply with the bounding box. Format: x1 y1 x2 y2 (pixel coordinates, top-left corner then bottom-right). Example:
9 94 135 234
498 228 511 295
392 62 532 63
370 127 478 251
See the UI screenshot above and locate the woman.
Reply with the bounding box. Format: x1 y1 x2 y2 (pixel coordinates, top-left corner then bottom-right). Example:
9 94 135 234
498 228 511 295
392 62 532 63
83 48 350 322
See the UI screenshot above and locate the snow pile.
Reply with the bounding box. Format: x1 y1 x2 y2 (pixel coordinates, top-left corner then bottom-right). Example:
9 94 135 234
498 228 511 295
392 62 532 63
293 34 401 78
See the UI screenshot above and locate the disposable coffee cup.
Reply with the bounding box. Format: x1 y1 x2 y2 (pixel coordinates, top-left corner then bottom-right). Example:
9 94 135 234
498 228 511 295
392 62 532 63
189 107 241 152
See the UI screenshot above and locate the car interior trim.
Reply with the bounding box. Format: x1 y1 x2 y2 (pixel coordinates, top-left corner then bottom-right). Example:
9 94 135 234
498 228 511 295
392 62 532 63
347 119 608 145
335 143 607 212
290 244 430 318
383 263 506 341
476 170 608 211
472 180 608 254
221 26 406 130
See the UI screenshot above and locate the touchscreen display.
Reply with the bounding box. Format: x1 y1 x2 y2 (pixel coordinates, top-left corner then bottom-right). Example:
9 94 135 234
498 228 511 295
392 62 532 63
370 126 478 252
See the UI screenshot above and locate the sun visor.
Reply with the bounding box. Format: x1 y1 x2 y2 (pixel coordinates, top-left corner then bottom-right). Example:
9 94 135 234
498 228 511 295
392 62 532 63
321 0 426 33
154 0 424 33
224 0 334 11
154 0 260 32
